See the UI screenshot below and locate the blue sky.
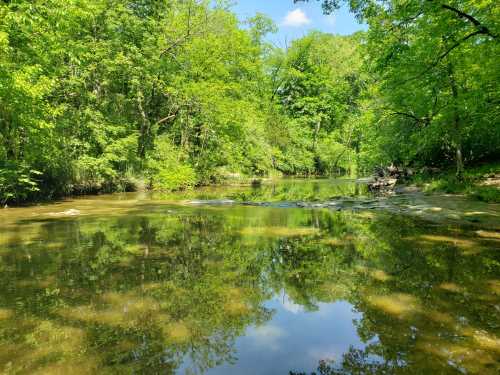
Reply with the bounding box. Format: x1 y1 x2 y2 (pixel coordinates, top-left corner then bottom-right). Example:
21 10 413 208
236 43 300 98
230 0 366 47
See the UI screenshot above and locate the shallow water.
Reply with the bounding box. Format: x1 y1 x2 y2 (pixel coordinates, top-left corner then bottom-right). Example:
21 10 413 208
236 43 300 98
0 179 499 374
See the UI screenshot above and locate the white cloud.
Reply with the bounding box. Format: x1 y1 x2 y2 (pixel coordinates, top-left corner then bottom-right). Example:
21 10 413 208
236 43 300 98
282 294 305 314
247 325 286 351
282 8 311 27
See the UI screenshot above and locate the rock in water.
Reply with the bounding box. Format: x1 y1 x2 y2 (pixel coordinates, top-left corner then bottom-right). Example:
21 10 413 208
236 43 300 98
369 165 413 194
48 209 81 217
368 178 398 194
188 199 236 205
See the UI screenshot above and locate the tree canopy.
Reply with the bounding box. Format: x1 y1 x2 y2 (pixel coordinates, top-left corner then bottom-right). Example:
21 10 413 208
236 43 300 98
1 0 498 203
297 0 499 174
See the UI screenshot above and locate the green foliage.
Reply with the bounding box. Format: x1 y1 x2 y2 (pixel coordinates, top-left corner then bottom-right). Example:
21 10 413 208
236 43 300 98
146 136 196 191
316 132 356 175
271 32 364 174
0 0 498 203
0 162 41 205
471 187 500 203
0 0 280 199
414 162 500 202
350 0 499 173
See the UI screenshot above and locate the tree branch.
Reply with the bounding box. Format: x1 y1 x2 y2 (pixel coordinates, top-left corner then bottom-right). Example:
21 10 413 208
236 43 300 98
437 30 484 63
388 111 430 126
441 4 496 39
396 29 486 85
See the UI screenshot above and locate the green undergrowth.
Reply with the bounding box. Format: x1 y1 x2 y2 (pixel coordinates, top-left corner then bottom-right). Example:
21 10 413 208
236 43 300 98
411 162 500 203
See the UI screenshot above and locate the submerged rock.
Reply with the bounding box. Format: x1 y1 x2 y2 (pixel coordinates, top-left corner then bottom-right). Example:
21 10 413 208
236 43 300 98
188 199 236 205
223 198 396 211
48 209 81 217
181 192 498 228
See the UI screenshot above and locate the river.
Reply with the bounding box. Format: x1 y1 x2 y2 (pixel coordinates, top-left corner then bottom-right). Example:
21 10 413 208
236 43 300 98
0 178 499 374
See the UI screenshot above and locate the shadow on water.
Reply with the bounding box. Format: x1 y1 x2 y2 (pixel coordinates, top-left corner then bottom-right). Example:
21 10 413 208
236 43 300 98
0 179 499 374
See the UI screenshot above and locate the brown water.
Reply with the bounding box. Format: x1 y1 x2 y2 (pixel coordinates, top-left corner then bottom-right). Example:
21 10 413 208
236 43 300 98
0 179 499 374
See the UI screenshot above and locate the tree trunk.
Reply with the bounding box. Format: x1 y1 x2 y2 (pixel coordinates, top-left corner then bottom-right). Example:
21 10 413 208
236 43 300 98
455 141 464 178
447 62 463 178
313 119 321 151
137 91 149 159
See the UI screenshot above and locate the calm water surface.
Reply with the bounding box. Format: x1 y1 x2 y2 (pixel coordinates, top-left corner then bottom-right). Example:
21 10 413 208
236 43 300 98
0 179 499 374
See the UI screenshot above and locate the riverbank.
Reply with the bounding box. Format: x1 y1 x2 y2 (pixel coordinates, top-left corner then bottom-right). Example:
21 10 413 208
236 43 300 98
2 178 499 231
408 162 500 203
0 172 351 207
2 163 499 207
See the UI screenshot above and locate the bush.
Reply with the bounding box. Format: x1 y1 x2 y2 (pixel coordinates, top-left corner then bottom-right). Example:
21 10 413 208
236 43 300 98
73 156 119 194
147 136 197 191
424 176 469 194
471 187 500 203
0 162 42 205
152 165 197 191
416 162 500 203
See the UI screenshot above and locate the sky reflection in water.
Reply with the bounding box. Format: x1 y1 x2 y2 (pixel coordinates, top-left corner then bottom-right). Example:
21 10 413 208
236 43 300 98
0 180 499 374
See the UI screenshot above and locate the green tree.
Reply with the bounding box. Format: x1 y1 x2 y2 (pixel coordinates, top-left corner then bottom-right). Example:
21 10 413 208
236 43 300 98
298 0 499 175
273 32 364 174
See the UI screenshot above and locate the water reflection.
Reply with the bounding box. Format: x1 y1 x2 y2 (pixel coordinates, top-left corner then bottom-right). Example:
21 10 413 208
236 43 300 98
0 199 499 374
152 177 369 203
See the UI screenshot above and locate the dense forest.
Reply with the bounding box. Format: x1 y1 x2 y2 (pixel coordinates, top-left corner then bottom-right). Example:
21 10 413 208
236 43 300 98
0 0 498 204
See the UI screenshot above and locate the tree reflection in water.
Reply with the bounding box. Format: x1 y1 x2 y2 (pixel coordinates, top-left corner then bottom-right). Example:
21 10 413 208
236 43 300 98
0 203 498 374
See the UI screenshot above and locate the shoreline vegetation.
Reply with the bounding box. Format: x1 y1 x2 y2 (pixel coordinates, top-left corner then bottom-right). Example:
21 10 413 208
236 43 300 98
367 162 500 203
1 1 499 206
3 162 499 208
410 162 500 203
